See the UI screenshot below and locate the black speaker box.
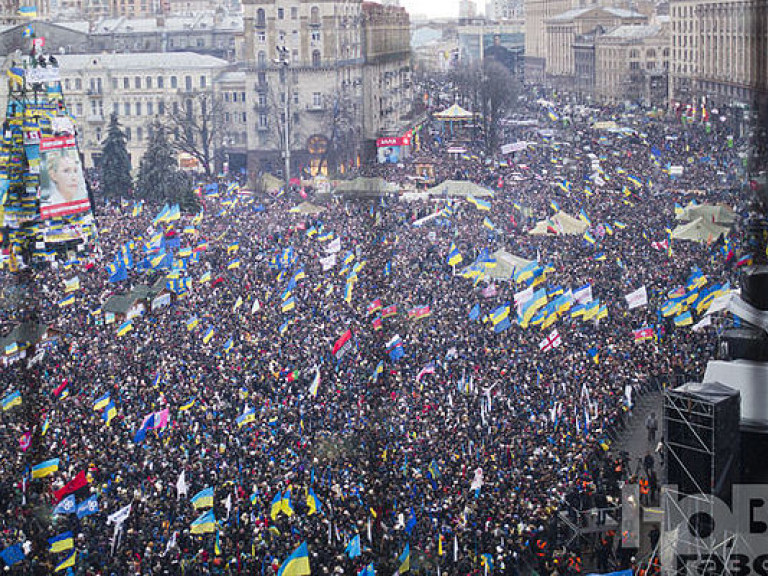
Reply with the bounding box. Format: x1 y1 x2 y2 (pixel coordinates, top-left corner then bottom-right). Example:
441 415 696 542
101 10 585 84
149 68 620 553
721 328 768 361
740 265 768 311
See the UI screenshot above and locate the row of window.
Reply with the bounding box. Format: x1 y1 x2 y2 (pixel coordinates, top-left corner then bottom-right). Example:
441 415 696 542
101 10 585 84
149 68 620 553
256 6 322 26
223 91 247 102
63 74 208 92
224 112 248 123
255 29 323 44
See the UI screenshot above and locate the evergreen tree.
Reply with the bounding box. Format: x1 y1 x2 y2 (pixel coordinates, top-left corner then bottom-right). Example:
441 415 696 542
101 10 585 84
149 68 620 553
98 113 133 197
136 122 196 209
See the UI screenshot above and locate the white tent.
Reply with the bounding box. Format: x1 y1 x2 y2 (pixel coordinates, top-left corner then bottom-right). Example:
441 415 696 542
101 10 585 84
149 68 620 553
676 203 737 225
671 217 730 242
288 202 326 215
528 211 589 236
427 180 495 198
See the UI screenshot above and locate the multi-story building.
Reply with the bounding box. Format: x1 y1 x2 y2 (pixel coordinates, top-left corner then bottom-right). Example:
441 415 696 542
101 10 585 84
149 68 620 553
524 0 575 82
485 0 522 20
0 13 242 61
544 5 646 85
459 0 477 19
88 13 242 60
361 1 412 153
594 22 669 104
240 0 364 176
669 0 767 108
26 52 232 168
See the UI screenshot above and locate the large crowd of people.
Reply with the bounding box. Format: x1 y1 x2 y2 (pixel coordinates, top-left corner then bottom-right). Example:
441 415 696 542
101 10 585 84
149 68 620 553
0 90 753 575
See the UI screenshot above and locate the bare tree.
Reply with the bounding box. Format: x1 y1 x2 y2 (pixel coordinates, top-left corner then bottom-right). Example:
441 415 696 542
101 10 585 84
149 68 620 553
322 92 361 174
167 90 226 179
479 59 520 152
448 59 520 152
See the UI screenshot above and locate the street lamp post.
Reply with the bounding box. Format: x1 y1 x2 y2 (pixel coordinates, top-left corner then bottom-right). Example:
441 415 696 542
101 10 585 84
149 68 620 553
275 45 291 191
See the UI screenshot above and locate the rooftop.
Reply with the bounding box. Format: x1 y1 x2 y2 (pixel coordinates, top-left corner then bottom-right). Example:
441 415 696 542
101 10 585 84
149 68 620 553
56 52 230 70
602 24 663 39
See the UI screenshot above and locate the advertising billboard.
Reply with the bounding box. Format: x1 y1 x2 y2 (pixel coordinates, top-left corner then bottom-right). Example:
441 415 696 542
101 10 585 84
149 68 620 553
38 136 89 220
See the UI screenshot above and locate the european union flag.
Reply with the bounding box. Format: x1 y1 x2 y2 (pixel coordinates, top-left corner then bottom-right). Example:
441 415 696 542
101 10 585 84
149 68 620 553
0 543 25 566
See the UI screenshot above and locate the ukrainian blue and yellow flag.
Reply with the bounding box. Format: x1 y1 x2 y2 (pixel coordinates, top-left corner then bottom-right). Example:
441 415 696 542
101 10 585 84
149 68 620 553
32 458 60 479
397 543 410 574
103 400 117 426
187 316 199 331
306 487 322 516
93 393 110 411
2 391 22 411
48 531 74 553
227 258 241 270
190 509 216 534
202 326 215 344
467 195 491 211
447 243 463 266
674 310 693 327
482 217 496 231
282 297 296 313
58 294 76 307
117 320 133 337
18 6 37 17
277 542 311 576
583 231 596 245
270 491 283 520
180 397 196 411
582 298 601 321
236 406 255 427
191 487 214 509
54 550 76 573
280 488 294 516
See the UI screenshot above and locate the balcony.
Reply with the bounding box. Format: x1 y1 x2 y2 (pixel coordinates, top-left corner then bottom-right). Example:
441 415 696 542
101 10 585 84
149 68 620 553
86 114 106 123
305 103 325 112
86 89 103 97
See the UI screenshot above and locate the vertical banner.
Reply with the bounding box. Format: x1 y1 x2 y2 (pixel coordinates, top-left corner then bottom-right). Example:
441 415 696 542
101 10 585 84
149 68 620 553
38 136 89 219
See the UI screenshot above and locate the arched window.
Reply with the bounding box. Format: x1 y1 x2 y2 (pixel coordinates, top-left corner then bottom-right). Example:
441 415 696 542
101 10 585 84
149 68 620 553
646 49 656 59
629 49 640 59
312 49 321 67
256 8 266 26
310 6 320 25
258 50 267 66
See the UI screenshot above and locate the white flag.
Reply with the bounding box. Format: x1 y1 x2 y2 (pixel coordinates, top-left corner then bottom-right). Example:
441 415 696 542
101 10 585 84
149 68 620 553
326 237 342 254
106 503 131 527
513 286 533 310
176 471 188 499
692 315 712 332
320 253 336 271
538 329 562 352
224 493 232 519
309 366 321 398
624 286 648 309
573 285 593 305
251 298 261 314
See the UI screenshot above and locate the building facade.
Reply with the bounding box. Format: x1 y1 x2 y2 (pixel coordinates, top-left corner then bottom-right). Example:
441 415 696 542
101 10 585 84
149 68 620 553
360 1 413 153
524 0 575 82
485 0 523 21
24 52 232 169
669 0 767 108
544 6 646 84
240 0 365 176
594 22 669 104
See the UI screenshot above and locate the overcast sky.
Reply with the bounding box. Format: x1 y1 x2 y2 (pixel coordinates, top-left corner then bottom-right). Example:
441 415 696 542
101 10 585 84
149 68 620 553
400 0 462 18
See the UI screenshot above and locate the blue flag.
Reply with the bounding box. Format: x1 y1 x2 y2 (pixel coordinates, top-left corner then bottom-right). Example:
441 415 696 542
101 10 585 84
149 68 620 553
53 495 77 515
0 544 25 567
76 494 99 518
469 303 480 321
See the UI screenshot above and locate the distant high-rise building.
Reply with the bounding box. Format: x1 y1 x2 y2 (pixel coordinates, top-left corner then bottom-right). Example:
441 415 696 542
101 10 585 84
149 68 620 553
459 0 477 19
485 0 522 20
669 0 767 108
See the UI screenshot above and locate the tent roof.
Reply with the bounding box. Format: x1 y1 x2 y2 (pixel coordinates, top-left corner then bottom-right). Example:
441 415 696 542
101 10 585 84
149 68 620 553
676 203 737 224
487 249 534 280
260 173 284 193
671 217 730 242
434 103 474 121
334 177 399 196
528 211 589 236
427 179 495 197
288 201 326 214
